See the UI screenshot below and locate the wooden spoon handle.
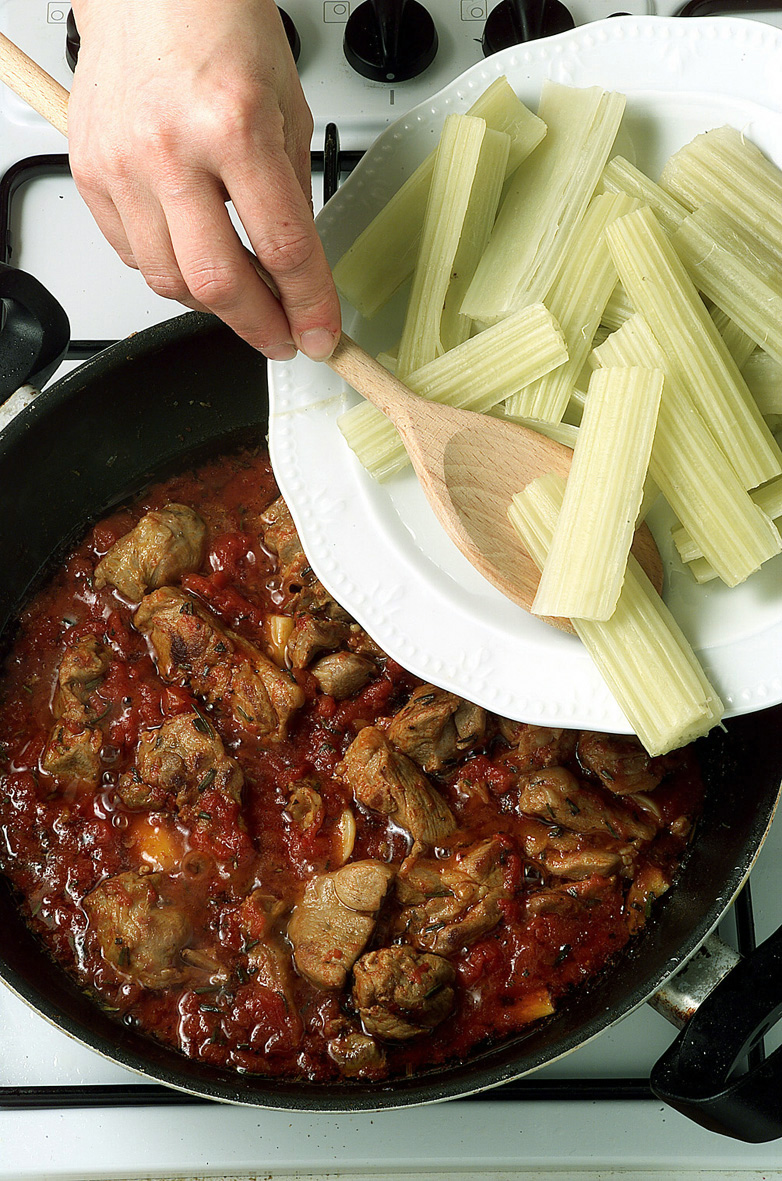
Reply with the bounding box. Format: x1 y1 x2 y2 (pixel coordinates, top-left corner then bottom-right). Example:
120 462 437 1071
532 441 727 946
325 332 419 424
0 31 69 136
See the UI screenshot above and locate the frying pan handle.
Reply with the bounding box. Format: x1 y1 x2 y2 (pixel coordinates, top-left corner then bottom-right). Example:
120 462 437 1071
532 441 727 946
650 921 782 1142
0 262 70 402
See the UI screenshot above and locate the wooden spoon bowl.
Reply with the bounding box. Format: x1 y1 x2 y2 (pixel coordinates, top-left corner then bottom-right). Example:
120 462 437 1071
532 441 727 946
326 334 663 632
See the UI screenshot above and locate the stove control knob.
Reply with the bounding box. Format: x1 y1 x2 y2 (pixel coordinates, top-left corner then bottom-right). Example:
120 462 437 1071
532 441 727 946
278 8 301 64
482 0 575 56
344 0 438 83
65 9 80 73
65 7 300 73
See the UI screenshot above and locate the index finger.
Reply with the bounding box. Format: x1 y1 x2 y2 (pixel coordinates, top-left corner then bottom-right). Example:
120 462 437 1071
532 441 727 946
226 152 342 362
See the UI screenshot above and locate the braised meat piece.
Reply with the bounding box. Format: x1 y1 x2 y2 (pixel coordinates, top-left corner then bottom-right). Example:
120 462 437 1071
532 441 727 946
310 651 377 700
134 587 304 741
285 615 350 670
526 876 613 918
577 731 683 796
522 824 625 881
117 712 244 811
41 721 103 787
285 777 324 833
497 720 578 773
287 860 395 990
386 684 487 773
394 837 508 954
83 869 192 989
352 946 455 1041
41 635 112 787
518 767 657 843
54 635 112 722
340 726 456 849
327 1025 387 1078
95 504 207 602
625 862 672 934
260 496 349 618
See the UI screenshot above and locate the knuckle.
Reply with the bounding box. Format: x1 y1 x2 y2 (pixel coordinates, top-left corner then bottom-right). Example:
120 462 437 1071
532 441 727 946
262 229 316 278
185 262 243 310
143 269 190 302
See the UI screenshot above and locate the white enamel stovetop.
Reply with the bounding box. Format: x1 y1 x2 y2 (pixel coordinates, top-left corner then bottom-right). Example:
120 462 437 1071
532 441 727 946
2 1 782 1177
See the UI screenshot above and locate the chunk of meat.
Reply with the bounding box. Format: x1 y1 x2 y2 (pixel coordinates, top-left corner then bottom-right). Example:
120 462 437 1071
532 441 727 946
352 946 455 1041
522 824 625 881
525 876 612 918
625 862 672 934
54 635 111 722
327 1028 387 1078
287 860 395 990
83 869 192 989
518 767 657 843
340 726 456 849
260 496 349 618
577 731 684 796
310 651 377 700
134 587 304 741
386 685 487 773
41 722 103 787
394 837 509 954
285 615 350 670
95 503 207 601
285 777 324 833
496 720 578 773
117 712 244 812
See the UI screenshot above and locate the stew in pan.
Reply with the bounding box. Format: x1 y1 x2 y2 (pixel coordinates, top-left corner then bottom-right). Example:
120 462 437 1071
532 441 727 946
0 445 704 1082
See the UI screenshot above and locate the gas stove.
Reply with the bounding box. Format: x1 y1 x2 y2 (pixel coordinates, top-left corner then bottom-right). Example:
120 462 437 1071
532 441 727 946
3 2 782 1178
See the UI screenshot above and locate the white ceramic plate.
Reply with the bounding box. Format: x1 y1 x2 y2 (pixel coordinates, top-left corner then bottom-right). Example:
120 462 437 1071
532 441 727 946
269 15 782 733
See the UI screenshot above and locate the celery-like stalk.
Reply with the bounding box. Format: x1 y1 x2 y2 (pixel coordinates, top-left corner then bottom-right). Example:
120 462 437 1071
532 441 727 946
508 474 724 757
440 127 510 352
531 366 663 621
711 307 757 368
593 314 782 586
660 125 782 270
672 475 782 566
672 204 782 368
506 191 638 423
605 205 782 489
337 303 567 481
395 114 488 379
601 282 635 332
461 82 626 325
742 349 782 417
332 77 546 319
600 155 687 235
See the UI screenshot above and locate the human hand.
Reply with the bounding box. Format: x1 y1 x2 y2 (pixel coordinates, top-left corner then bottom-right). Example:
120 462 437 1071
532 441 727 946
68 0 340 361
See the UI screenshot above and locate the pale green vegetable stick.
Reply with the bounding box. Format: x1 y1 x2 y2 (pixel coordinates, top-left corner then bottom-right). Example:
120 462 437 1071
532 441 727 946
605 205 782 490
508 474 724 757
531 366 663 621
333 77 546 319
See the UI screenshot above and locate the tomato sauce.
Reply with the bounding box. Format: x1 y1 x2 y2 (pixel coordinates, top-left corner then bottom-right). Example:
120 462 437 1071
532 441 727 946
0 446 704 1083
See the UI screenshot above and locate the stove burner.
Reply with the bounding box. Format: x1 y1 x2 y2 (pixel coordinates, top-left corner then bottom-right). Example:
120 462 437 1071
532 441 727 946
482 0 575 55
344 0 438 83
64 6 301 72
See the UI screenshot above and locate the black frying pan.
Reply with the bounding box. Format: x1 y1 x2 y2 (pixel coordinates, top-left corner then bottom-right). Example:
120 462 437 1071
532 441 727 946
1 271 782 1139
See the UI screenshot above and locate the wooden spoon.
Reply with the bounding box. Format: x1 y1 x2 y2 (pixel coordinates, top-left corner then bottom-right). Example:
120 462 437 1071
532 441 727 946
0 31 663 628
325 337 661 630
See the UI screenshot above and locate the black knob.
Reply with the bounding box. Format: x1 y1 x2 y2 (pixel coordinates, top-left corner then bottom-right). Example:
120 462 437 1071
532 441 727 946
278 8 301 64
64 7 300 73
344 0 438 84
65 8 80 73
482 0 575 56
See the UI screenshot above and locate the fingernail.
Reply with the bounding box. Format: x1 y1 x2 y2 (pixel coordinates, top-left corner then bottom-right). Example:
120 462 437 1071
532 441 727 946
264 342 297 362
300 328 337 361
